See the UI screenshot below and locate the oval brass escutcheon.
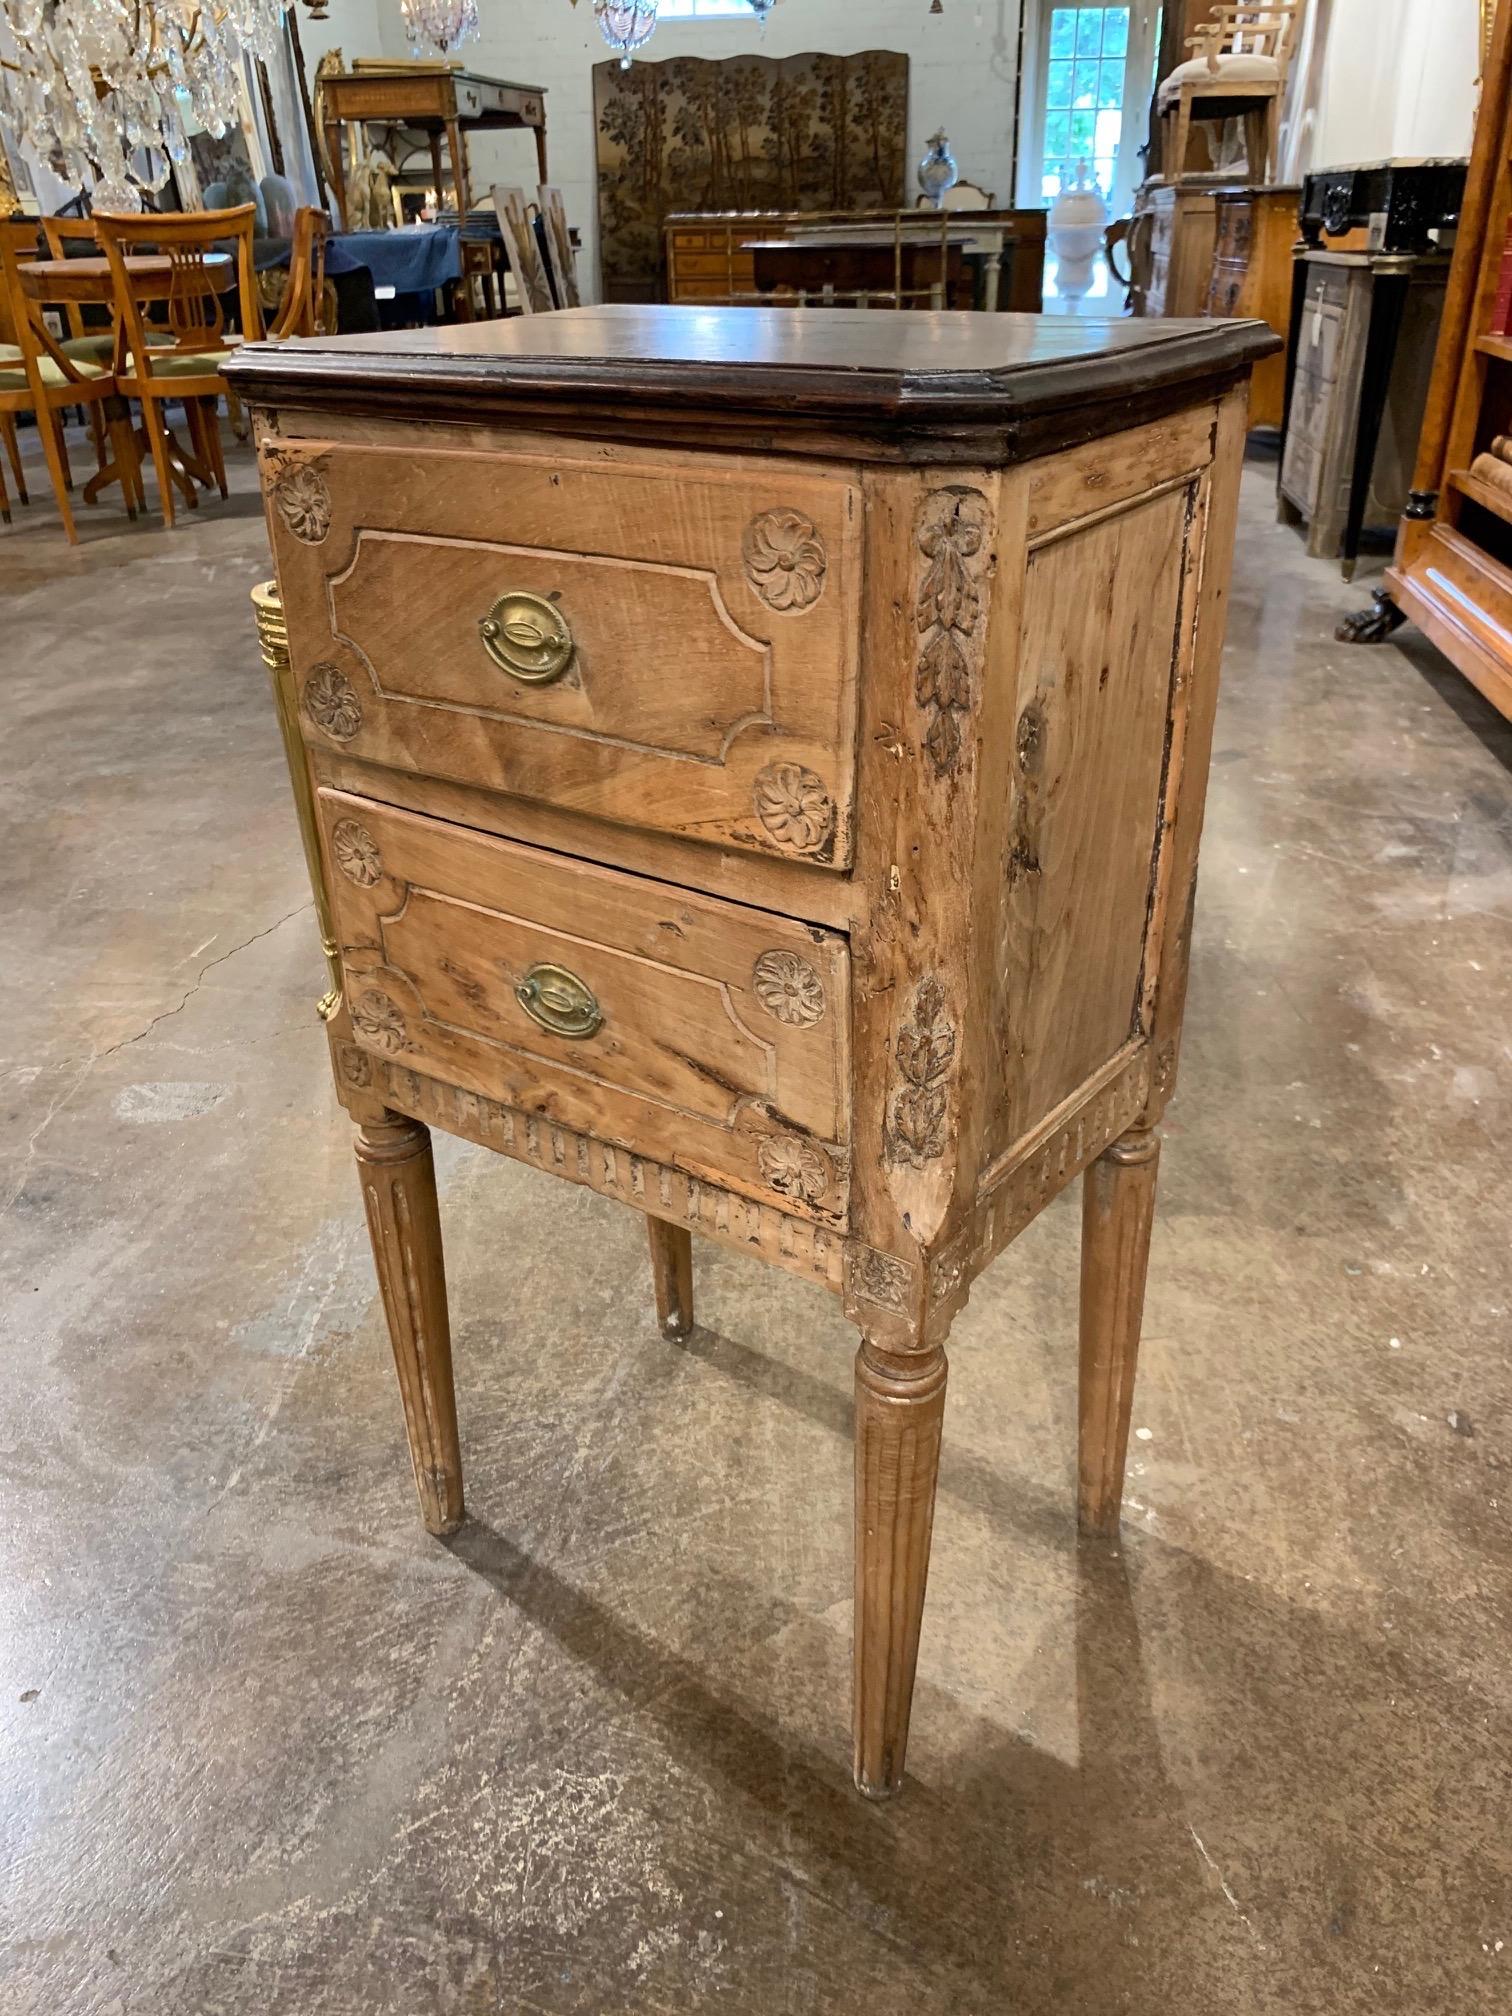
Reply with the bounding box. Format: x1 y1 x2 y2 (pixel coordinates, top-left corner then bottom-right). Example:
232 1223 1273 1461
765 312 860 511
515 962 603 1039
477 590 574 684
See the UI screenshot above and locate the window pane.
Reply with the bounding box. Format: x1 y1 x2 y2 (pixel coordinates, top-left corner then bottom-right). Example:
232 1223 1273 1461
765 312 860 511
1046 59 1073 107
1049 9 1077 58
1070 107 1097 151
1095 108 1123 158
1072 58 1101 102
1075 9 1104 55
1102 8 1130 58
1097 60 1124 108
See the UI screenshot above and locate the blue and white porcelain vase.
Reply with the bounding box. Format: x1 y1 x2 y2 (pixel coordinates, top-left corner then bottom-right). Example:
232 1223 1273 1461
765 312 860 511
917 129 960 209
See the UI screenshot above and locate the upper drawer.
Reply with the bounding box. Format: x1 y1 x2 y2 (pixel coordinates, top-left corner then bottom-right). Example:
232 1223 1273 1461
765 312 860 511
263 439 862 870
318 789 852 1226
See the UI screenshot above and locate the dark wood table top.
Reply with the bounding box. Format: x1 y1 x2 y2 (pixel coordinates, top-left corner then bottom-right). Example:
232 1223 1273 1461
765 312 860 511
224 302 1278 464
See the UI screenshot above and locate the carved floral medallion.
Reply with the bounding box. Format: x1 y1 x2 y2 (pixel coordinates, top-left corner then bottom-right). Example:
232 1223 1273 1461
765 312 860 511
351 989 407 1054
336 1042 372 1089
332 818 382 886
302 664 363 742
885 974 956 1167
271 460 332 544
752 949 826 1027
742 507 827 613
848 1245 913 1315
753 761 834 856
915 487 991 778
757 1132 831 1204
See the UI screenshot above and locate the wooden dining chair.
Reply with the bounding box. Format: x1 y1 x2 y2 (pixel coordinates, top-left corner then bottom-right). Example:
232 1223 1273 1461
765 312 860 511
94 203 264 529
0 222 139 542
267 207 333 339
1156 2 1302 184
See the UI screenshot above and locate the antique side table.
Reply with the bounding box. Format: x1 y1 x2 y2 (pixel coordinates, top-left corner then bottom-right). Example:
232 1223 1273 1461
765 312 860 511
226 306 1270 1798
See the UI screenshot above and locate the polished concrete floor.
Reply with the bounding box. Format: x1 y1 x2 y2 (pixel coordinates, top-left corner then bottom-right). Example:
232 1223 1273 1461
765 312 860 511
2 429 1510 2016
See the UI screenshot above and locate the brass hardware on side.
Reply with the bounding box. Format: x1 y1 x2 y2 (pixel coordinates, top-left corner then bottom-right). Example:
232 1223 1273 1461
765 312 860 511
478 590 574 684
252 579 343 1022
514 962 603 1039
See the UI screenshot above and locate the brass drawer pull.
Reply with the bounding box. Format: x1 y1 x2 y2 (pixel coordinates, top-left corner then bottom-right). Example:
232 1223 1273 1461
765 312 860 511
515 962 602 1039
478 590 573 684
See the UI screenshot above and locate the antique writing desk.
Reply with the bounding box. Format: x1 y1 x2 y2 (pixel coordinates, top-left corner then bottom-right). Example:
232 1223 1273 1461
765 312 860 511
224 306 1269 1797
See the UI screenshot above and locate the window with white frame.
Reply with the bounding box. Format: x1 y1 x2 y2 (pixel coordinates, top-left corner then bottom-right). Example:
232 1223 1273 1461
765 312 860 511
1025 2 1162 216
658 0 763 17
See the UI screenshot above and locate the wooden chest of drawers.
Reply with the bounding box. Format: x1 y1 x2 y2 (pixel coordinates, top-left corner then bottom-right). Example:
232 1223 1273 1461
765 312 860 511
226 305 1270 1798
1204 185 1299 429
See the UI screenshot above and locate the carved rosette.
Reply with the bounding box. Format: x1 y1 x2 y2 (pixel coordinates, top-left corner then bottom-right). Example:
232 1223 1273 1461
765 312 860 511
351 988 407 1055
270 458 332 544
885 975 956 1168
742 507 827 612
915 487 991 778
336 1042 373 1090
753 761 834 857
757 1132 832 1205
302 664 363 742
332 818 382 885
847 1245 914 1316
752 949 826 1027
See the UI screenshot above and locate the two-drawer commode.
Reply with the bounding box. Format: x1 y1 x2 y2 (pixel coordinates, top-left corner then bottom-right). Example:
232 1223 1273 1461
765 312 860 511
227 305 1271 1797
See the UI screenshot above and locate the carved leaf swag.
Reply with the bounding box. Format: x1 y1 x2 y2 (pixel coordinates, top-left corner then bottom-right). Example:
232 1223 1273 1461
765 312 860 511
885 974 956 1167
915 488 990 778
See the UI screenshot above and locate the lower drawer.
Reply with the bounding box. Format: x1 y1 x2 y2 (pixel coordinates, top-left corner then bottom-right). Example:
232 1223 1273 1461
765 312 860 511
319 790 852 1225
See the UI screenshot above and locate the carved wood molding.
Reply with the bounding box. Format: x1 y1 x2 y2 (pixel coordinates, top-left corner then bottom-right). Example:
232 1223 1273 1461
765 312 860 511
914 487 991 777
354 1056 848 1295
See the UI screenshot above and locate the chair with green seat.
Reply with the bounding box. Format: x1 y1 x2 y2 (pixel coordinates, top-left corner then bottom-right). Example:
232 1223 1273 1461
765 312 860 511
94 203 264 530
0 223 140 543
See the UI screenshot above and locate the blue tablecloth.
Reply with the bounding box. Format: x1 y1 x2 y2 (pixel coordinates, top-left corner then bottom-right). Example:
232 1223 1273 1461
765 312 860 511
325 225 461 290
256 224 461 293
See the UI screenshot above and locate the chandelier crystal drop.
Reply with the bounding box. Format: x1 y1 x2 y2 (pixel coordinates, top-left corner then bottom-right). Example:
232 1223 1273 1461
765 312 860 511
594 0 659 69
399 0 480 58
0 0 286 211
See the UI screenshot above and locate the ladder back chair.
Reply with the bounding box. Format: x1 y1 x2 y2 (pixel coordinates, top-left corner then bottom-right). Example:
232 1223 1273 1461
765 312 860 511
1157 2 1302 185
94 203 263 528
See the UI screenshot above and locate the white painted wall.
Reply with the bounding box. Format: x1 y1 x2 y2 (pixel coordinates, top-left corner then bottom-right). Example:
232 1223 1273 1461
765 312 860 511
1302 0 1479 173
306 0 1024 296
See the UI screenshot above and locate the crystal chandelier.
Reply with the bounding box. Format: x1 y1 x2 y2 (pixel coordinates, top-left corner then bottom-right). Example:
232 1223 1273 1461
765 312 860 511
0 0 286 211
594 0 659 69
400 0 479 58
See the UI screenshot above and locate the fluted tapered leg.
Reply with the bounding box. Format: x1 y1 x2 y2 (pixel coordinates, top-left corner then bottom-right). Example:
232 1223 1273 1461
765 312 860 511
355 1113 463 1536
1078 1125 1161 1537
646 1216 695 1339
853 1340 948 1798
